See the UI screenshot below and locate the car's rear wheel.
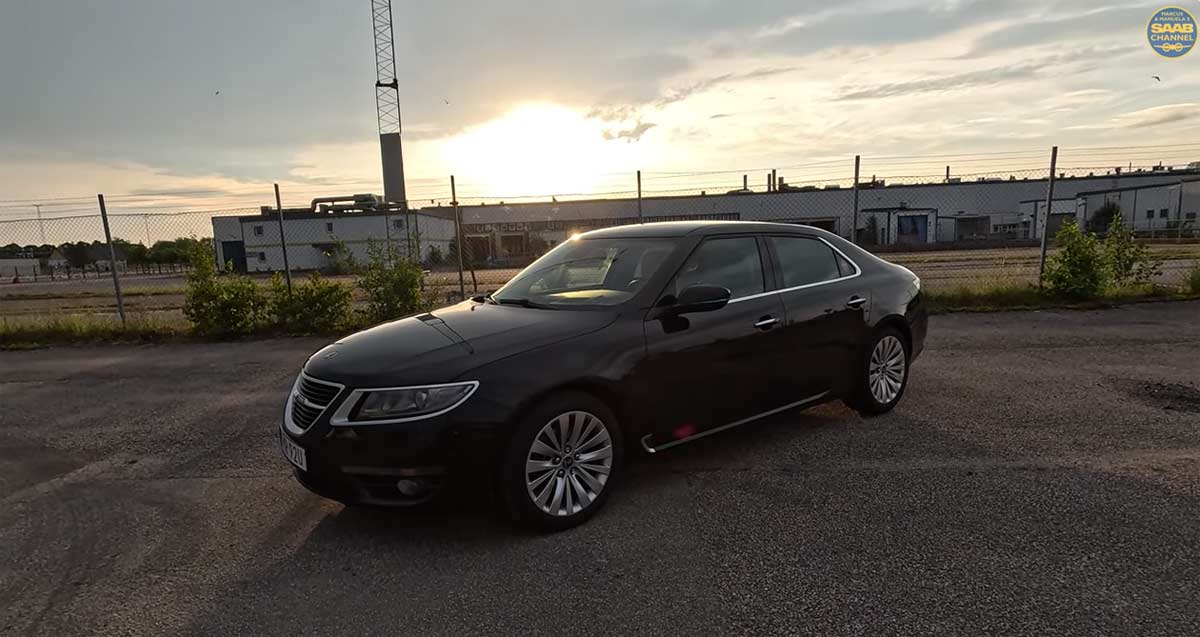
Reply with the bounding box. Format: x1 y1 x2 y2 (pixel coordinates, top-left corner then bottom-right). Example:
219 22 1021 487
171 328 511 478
501 391 623 531
847 326 910 416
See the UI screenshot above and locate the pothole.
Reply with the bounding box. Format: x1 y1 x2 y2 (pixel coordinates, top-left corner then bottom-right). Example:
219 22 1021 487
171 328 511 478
1134 382 1200 414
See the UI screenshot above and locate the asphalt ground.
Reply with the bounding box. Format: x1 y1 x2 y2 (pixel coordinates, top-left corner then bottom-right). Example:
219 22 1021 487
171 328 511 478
2 301 1199 635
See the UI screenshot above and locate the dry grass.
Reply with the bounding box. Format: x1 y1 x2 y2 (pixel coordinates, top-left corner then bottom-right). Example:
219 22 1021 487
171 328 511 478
925 282 1200 314
0 313 190 348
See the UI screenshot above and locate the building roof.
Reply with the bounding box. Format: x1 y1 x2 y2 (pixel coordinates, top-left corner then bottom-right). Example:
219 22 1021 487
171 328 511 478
1074 179 1198 197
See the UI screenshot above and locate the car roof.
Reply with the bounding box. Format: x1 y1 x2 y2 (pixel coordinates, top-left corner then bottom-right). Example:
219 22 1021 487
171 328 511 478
580 220 818 239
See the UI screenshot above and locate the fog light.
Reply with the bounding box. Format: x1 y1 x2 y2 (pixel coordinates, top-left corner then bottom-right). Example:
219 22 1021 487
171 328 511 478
395 478 430 498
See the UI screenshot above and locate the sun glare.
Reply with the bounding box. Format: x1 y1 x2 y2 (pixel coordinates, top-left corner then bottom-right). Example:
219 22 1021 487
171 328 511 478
439 103 640 199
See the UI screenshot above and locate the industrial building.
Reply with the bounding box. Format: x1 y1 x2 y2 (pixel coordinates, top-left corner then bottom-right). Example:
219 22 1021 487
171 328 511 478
212 203 455 273
451 168 1199 262
209 169 1199 272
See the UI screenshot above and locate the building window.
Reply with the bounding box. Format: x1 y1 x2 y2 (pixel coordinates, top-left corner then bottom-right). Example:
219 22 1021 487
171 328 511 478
1146 209 1154 219
253 225 263 236
326 222 334 232
393 219 405 230
1160 208 1169 219
257 252 266 262
1187 212 1197 220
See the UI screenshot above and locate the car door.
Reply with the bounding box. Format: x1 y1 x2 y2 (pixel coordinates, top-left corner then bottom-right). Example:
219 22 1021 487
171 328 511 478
764 234 868 396
636 235 789 445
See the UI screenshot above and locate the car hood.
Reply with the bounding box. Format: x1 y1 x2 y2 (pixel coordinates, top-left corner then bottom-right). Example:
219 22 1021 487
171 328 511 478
303 300 618 387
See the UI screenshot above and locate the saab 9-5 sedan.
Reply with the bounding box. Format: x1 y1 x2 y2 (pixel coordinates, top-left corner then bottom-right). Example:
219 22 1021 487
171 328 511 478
280 221 926 530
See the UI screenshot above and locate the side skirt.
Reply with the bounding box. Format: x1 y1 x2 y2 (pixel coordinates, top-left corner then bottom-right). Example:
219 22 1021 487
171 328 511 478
640 391 831 454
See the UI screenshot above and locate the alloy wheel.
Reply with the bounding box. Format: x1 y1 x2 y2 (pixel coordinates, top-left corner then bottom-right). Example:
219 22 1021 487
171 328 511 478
869 335 906 404
525 410 613 517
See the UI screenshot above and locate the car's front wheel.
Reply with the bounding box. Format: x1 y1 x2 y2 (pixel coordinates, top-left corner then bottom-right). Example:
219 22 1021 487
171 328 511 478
847 326 910 416
501 391 623 531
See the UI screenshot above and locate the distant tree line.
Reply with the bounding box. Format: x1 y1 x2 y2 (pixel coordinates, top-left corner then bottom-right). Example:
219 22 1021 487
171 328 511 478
0 237 211 268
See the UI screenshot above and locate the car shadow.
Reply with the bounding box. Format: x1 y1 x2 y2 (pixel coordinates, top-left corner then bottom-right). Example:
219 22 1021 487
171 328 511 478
184 402 872 632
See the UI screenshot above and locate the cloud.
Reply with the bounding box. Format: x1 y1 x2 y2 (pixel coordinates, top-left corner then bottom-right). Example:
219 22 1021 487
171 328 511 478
709 113 732 119
1117 104 1200 129
835 46 1136 100
967 5 1152 55
836 63 1043 100
602 122 657 142
655 67 797 108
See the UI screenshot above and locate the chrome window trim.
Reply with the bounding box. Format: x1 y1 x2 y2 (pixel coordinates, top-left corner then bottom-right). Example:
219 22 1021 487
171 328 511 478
283 372 346 436
329 380 481 426
728 236 861 304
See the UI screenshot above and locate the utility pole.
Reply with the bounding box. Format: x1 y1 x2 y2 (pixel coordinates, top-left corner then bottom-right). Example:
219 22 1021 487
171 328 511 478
274 183 292 294
1037 146 1059 288
34 204 45 243
97 194 126 327
852 155 861 244
637 170 643 223
143 214 151 246
451 175 466 299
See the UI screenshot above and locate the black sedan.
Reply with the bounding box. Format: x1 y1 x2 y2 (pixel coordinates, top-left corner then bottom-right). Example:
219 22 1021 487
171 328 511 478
280 221 926 530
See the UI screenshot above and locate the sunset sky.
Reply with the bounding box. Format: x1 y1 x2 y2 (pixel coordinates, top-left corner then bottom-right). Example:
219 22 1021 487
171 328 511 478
1 0 1198 216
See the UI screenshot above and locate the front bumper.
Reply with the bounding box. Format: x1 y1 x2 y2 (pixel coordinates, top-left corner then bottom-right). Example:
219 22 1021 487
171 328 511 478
281 420 502 506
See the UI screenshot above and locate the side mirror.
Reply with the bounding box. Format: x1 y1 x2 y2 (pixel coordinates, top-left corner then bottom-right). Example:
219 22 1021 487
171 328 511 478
673 284 731 315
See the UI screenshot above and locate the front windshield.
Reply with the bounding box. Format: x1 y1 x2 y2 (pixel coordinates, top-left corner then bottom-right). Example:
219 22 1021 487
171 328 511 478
492 237 679 307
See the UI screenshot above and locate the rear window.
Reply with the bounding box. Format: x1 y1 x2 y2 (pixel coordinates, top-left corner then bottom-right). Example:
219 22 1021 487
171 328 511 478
768 236 842 287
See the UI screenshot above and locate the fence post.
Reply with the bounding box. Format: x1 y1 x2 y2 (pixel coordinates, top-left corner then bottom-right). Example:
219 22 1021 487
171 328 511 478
412 208 421 265
851 155 861 244
97 194 127 327
637 170 643 223
274 183 293 295
451 175 466 299
1037 146 1059 289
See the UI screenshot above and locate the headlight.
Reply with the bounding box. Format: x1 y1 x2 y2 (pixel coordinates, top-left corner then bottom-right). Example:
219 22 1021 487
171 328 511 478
332 381 479 425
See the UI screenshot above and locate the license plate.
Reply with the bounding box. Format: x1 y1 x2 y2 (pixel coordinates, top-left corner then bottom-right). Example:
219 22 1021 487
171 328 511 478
280 429 307 471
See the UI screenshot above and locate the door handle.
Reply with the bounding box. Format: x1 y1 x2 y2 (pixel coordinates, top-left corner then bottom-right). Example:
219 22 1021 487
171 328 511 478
846 296 867 309
753 316 780 330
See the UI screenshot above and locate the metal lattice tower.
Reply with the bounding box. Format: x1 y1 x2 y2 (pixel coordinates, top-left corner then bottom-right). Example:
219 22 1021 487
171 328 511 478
371 0 407 204
371 0 400 134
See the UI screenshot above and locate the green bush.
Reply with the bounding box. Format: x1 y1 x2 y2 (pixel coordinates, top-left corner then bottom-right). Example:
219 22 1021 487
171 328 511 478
357 240 427 323
1088 200 1120 233
427 244 444 266
1044 220 1107 299
269 272 353 335
323 239 359 275
182 243 268 337
1187 262 1200 295
1102 214 1160 287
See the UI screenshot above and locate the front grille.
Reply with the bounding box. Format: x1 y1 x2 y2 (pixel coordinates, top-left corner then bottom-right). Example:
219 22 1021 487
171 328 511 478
289 374 343 431
298 376 340 405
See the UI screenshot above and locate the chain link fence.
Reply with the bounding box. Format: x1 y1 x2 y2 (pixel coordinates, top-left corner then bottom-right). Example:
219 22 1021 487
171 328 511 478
3 147 1199 329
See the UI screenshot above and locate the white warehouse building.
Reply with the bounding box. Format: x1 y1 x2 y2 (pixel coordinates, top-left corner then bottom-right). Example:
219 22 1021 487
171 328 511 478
208 169 1199 272
212 207 456 273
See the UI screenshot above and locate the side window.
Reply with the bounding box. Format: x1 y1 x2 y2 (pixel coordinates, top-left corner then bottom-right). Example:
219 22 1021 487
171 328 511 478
670 237 764 299
834 251 857 277
768 236 842 288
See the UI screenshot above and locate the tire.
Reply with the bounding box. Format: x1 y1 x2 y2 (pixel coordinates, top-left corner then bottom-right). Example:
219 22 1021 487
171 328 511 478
846 326 911 416
501 391 624 531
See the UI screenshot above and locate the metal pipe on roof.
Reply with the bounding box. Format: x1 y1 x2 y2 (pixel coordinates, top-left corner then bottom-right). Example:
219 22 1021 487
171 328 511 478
309 195 360 212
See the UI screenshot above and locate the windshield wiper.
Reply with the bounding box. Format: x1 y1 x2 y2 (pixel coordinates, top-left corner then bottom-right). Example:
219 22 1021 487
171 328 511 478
496 297 556 309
